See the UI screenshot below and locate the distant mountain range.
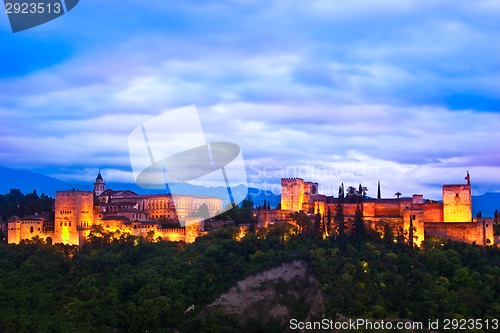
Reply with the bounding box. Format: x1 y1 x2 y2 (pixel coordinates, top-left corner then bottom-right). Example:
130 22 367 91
0 166 73 195
0 167 280 208
0 166 498 215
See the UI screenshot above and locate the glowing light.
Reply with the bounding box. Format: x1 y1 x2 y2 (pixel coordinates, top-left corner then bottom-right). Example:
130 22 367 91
61 226 70 243
235 226 247 241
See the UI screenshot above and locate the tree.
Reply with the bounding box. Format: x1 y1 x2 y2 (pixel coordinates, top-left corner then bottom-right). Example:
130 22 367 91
326 207 332 238
494 209 499 224
314 212 321 238
396 226 406 245
346 186 357 203
0 228 6 243
352 205 366 245
290 211 310 237
335 184 346 252
214 203 233 220
408 215 414 250
382 222 395 244
231 196 254 225
196 203 210 220
267 222 294 245
358 184 368 202
377 181 381 200
146 230 156 242
0 189 54 221
395 192 402 199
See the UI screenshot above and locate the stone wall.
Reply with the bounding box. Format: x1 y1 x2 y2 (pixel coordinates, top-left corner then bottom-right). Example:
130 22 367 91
425 221 493 246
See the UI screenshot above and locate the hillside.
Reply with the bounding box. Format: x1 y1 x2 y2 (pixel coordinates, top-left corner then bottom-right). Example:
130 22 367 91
0 227 499 332
208 260 324 326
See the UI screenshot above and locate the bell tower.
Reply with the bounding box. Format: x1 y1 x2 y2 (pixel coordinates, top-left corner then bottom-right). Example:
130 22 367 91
94 170 106 196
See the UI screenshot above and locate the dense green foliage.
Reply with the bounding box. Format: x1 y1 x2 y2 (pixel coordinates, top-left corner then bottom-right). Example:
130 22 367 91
0 226 499 332
0 189 54 221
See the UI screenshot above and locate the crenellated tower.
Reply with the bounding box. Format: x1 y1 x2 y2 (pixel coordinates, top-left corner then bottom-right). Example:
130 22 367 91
54 190 94 245
442 171 472 222
281 178 305 211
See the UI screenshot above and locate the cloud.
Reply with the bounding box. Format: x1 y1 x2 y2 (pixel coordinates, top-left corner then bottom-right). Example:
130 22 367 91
1 0 500 199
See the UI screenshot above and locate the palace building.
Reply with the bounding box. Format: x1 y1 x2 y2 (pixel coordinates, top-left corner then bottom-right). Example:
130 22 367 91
6 170 496 247
8 171 223 245
257 172 494 247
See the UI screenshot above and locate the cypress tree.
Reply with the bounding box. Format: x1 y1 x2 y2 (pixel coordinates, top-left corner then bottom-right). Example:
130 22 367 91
327 207 332 238
353 204 366 245
409 215 414 250
336 184 346 252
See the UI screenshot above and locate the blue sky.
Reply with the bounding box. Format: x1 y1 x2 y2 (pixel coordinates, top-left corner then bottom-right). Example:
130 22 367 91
1 0 500 199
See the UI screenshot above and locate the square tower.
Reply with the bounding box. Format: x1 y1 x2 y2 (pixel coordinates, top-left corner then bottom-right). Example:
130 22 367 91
55 190 94 245
281 178 305 211
442 184 472 222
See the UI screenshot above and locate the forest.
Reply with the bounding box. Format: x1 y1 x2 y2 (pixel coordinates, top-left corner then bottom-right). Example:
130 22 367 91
0 220 499 332
0 189 54 221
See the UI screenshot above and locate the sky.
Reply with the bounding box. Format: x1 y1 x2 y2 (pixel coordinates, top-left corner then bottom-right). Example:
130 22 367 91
1 0 500 199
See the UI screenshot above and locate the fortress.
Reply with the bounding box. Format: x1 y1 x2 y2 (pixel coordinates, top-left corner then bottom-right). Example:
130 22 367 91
6 170 496 247
258 172 494 247
7 171 223 245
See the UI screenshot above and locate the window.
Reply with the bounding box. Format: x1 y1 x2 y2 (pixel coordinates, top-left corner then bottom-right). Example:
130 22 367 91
30 226 33 233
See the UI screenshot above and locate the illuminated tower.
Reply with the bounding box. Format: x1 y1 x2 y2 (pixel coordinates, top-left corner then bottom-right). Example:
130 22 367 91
54 190 94 245
281 178 305 211
442 172 472 222
94 170 106 196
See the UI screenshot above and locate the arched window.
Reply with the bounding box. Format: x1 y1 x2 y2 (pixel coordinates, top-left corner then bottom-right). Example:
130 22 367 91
30 226 33 233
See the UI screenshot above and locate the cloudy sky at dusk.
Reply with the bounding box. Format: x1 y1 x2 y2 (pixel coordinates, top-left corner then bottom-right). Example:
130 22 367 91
1 0 500 199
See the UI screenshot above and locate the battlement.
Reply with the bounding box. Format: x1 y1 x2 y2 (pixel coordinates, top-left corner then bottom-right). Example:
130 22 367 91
281 178 304 184
158 227 185 233
281 178 306 211
56 190 93 197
